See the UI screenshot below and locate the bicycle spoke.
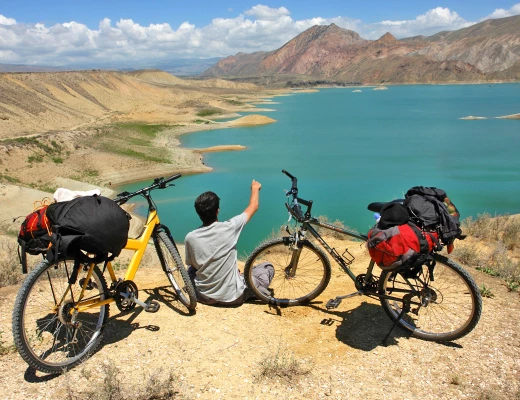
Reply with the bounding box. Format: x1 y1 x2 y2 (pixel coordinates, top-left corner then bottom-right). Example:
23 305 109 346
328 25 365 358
379 255 481 341
244 239 331 305
13 259 108 372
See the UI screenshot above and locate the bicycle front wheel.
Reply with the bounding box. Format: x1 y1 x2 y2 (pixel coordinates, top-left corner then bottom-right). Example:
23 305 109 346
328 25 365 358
379 254 482 342
12 259 109 373
155 230 197 311
244 238 331 306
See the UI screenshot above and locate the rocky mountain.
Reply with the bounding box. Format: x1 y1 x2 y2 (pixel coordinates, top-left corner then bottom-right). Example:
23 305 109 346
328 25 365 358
202 15 520 85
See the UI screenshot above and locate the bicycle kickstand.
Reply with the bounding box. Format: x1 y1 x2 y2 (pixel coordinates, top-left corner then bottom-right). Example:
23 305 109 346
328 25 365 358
382 293 413 346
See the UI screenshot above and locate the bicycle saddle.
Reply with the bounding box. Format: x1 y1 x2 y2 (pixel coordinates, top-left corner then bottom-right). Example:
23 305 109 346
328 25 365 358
367 199 404 213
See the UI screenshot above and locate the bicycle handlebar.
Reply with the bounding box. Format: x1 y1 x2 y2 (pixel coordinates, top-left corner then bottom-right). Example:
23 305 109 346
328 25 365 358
282 169 298 192
115 174 182 205
282 170 311 222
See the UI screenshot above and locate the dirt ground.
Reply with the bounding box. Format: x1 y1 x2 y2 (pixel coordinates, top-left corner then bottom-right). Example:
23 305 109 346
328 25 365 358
1 238 519 400
0 69 519 399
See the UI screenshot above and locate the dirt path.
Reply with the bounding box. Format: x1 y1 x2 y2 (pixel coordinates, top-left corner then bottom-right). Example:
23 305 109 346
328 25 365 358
0 241 519 400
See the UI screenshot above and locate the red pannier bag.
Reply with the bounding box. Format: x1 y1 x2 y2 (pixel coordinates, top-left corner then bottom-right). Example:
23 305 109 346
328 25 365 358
367 222 439 271
17 203 53 273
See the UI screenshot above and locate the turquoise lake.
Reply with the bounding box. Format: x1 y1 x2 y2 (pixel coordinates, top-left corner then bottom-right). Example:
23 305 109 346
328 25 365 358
121 84 520 256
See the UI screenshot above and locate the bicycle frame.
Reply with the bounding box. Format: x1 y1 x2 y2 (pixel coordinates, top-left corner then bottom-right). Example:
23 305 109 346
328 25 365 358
72 208 160 312
299 219 367 282
282 170 429 309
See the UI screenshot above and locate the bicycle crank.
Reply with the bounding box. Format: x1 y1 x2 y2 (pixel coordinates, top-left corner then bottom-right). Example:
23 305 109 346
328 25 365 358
115 280 160 313
115 280 139 312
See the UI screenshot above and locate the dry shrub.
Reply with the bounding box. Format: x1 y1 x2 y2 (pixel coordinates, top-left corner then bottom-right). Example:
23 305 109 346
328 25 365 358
255 342 310 383
503 220 520 251
486 243 520 283
0 238 23 288
0 236 43 287
66 360 186 400
463 213 520 250
459 214 520 288
452 244 481 267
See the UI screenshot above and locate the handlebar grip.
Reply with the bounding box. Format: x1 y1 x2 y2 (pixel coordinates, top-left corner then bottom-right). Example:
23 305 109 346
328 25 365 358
282 170 298 190
282 170 295 179
162 173 182 185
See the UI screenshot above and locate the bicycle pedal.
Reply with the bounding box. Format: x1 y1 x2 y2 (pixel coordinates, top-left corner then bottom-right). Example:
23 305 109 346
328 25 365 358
145 300 160 313
326 298 342 309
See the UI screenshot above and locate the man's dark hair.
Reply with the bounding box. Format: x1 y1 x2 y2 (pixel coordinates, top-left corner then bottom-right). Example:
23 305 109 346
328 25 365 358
195 191 220 225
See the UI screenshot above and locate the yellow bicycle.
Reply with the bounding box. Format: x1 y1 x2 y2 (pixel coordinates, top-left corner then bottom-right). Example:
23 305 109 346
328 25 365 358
12 174 196 373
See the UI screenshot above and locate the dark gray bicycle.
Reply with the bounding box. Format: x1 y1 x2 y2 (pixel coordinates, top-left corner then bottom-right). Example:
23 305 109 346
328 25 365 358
244 170 482 342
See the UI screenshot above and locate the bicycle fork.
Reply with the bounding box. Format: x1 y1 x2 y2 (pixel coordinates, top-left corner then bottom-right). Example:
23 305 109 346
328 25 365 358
286 244 302 278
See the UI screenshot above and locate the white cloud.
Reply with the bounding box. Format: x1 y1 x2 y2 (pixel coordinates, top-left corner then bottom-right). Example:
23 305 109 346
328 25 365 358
362 7 473 39
0 15 16 25
0 6 485 67
484 3 520 19
244 5 290 21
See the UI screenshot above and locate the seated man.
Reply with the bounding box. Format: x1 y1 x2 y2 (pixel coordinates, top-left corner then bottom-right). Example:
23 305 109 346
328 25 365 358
184 180 274 306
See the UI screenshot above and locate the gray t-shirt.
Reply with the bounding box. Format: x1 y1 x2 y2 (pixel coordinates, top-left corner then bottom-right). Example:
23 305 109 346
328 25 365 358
184 213 247 303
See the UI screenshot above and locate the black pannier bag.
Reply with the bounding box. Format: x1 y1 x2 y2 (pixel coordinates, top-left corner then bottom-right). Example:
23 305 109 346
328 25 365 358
46 195 130 280
404 186 463 247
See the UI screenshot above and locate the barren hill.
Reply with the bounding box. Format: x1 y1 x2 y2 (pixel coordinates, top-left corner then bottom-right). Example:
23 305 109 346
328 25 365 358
202 15 520 84
0 69 263 138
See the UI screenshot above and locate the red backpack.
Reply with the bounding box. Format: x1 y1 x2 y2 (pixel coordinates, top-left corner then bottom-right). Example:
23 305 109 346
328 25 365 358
17 201 53 273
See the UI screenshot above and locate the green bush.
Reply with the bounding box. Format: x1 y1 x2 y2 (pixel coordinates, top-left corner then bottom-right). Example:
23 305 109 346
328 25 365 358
196 108 222 117
28 154 43 163
479 284 494 298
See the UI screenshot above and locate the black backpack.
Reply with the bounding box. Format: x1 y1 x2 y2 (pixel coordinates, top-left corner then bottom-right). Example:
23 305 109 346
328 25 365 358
404 186 463 246
46 195 130 282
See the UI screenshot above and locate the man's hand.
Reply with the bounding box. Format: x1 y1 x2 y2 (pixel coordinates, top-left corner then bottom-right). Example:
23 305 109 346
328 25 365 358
251 179 262 192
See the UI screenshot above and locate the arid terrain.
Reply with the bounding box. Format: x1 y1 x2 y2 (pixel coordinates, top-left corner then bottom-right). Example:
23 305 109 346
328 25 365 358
0 68 519 399
0 232 519 400
0 69 280 191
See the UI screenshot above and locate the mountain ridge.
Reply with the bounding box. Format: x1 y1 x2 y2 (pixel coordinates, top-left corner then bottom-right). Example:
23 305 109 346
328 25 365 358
202 15 520 84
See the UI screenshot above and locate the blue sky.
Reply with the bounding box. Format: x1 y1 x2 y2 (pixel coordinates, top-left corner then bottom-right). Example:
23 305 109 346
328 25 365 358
1 1 519 67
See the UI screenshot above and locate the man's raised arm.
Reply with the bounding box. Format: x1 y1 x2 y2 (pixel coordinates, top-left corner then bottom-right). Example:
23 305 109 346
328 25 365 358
243 179 262 222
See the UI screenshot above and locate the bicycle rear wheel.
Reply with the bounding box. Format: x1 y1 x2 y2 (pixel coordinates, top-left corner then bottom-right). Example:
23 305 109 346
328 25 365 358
244 238 331 306
12 259 109 373
379 254 482 341
154 230 197 311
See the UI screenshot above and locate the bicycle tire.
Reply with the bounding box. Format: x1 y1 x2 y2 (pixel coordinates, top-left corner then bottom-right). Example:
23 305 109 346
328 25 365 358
155 230 197 311
12 259 109 373
379 254 482 341
244 238 331 306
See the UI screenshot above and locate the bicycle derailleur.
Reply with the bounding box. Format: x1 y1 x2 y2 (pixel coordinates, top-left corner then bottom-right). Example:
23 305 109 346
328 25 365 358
114 280 160 313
